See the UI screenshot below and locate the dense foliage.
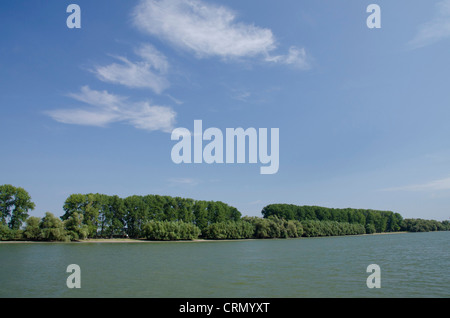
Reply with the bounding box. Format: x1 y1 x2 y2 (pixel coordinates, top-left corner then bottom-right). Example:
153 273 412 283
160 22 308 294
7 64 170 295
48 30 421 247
203 220 255 239
242 216 303 239
202 217 365 239
60 193 241 239
143 220 201 241
300 220 366 237
401 218 450 232
0 184 35 230
20 212 71 242
261 204 404 233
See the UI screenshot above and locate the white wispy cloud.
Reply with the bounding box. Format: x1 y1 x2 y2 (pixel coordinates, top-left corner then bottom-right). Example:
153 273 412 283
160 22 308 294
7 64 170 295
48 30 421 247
132 0 309 68
92 44 170 94
46 86 176 132
381 176 450 192
232 90 251 102
166 94 184 105
134 44 169 73
409 0 450 49
168 177 199 186
264 46 310 69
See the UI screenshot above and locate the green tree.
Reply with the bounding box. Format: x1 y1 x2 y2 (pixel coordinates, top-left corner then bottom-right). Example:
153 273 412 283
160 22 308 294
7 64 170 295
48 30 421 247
61 193 87 220
193 200 208 231
124 195 149 238
64 212 89 241
401 218 450 232
0 184 35 230
40 212 67 241
105 195 126 237
95 193 112 237
387 212 403 232
203 221 255 239
143 220 200 241
176 197 195 223
365 223 376 234
143 195 165 222
23 216 42 240
0 224 14 241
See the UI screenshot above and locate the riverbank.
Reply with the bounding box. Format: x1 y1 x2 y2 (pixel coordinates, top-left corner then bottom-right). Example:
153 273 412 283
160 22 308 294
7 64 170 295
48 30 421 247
364 231 408 235
0 238 256 243
80 231 410 242
0 231 411 243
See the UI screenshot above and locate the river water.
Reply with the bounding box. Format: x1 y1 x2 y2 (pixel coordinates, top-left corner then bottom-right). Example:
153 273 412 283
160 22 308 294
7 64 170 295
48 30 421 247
0 232 448 298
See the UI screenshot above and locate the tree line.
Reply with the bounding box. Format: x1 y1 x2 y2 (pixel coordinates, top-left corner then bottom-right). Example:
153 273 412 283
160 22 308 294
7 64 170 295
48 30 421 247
261 204 450 233
1 184 449 241
261 204 406 233
60 193 242 238
401 218 450 232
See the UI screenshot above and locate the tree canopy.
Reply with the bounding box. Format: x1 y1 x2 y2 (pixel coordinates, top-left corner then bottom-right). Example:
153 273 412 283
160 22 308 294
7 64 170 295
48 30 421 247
60 193 242 238
0 184 35 230
261 204 404 233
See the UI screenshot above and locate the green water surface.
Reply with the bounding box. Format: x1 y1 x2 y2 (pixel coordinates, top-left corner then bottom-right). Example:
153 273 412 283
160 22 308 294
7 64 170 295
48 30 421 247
0 232 448 297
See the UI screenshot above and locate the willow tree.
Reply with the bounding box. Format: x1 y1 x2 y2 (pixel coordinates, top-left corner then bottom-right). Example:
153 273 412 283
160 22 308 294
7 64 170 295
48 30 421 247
40 212 67 241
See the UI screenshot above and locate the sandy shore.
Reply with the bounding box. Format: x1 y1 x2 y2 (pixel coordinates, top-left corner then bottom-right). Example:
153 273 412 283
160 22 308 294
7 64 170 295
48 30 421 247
363 231 408 235
77 238 211 243
0 238 245 244
0 238 206 244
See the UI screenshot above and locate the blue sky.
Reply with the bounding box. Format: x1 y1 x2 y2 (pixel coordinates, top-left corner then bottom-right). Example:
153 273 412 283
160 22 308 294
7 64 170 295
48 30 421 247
1 0 450 221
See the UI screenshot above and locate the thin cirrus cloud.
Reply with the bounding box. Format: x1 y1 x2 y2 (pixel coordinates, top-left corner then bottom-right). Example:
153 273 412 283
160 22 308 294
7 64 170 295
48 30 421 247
92 44 170 94
168 178 199 186
264 46 310 69
46 86 176 133
132 0 310 69
408 0 450 49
